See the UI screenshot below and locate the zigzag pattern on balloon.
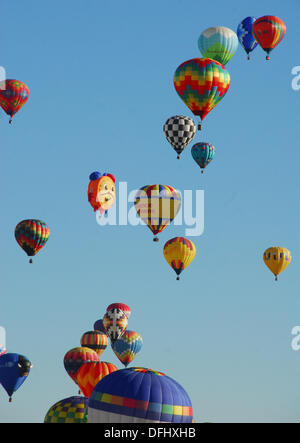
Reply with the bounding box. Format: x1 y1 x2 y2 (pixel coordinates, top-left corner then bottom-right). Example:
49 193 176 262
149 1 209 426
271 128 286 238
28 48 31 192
112 331 143 367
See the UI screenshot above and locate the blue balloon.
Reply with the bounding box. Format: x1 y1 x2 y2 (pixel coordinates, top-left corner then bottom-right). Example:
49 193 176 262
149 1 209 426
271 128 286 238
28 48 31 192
191 142 215 173
237 17 258 59
0 353 32 401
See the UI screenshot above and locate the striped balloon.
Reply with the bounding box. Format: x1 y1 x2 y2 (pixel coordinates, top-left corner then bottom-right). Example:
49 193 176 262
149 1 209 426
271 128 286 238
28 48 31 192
112 330 143 367
191 142 215 173
134 185 181 241
198 26 238 65
15 220 50 263
163 237 196 280
44 396 89 423
80 331 108 357
252 16 286 60
0 79 29 123
173 58 230 128
77 361 118 398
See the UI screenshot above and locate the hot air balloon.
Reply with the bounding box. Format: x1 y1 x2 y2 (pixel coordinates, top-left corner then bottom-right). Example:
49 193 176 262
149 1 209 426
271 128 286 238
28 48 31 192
0 79 29 123
111 330 143 367
0 353 32 402
80 331 108 357
252 16 286 60
173 58 230 130
63 347 99 386
106 303 131 319
87 171 116 216
237 17 258 60
93 319 107 334
263 247 291 280
163 115 196 159
44 396 89 423
15 219 50 263
198 26 238 65
103 308 128 343
134 185 181 241
88 367 193 423
77 361 118 398
191 142 215 173
163 237 196 281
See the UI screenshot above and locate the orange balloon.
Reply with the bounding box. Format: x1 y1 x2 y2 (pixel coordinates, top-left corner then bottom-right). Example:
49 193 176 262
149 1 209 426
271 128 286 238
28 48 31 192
76 361 118 397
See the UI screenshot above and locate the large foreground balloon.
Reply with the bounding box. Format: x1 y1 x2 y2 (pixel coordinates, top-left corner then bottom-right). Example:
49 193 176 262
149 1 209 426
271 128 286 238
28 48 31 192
15 219 50 263
173 58 230 129
63 347 99 385
0 353 32 402
237 17 258 59
44 396 89 423
252 16 286 60
163 237 196 280
106 303 131 319
163 115 196 159
191 142 215 173
198 26 238 65
263 247 291 280
88 171 116 216
88 367 193 423
77 361 118 398
0 79 29 123
80 331 108 357
112 330 143 367
103 308 128 343
134 185 181 241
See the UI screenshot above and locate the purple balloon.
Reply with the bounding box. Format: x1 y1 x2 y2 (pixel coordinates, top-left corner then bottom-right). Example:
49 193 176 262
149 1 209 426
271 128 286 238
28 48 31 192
93 319 107 334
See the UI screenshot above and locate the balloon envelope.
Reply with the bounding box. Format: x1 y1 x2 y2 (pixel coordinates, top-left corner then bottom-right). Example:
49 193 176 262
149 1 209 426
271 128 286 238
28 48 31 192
198 26 238 65
106 303 131 319
191 142 215 172
77 361 118 398
252 16 286 59
44 396 89 423
80 331 108 357
0 79 29 123
112 330 143 367
163 115 196 159
93 319 107 334
88 171 116 215
15 219 50 262
0 353 32 401
163 237 196 280
237 17 258 58
263 247 291 280
63 347 99 385
103 308 128 343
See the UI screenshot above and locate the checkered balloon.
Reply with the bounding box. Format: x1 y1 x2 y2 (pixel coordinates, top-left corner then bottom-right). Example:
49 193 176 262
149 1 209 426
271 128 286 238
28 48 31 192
163 115 196 159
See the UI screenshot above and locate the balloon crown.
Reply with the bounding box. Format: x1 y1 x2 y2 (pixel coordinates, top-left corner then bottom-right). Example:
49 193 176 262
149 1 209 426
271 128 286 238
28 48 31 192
89 172 116 183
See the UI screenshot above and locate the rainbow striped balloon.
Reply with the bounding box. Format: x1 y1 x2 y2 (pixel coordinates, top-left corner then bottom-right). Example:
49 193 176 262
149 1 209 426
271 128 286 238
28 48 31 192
80 330 108 357
112 330 143 367
15 219 50 263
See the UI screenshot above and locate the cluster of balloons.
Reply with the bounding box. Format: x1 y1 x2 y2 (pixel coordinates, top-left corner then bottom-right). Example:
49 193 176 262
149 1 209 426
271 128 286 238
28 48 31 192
0 352 32 402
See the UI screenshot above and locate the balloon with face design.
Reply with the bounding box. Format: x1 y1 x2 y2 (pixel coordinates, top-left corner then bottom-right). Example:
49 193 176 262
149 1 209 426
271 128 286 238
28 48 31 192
88 172 116 216
0 353 32 401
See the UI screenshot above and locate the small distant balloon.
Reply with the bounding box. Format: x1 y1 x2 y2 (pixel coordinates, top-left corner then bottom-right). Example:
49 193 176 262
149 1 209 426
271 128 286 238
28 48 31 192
163 237 196 280
80 331 108 357
112 330 143 367
15 219 50 263
0 79 29 123
163 115 196 159
263 247 291 280
191 142 215 173
198 26 238 65
237 17 258 60
252 16 286 60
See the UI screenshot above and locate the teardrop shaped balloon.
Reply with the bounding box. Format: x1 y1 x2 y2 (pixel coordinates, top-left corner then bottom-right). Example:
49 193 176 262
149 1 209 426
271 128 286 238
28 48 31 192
263 247 291 280
77 361 118 398
0 79 29 123
252 16 286 60
0 353 32 402
106 303 131 319
134 185 181 241
163 237 196 280
103 308 128 343
80 331 108 357
198 26 238 65
191 142 215 173
63 347 99 385
44 396 89 423
237 17 258 60
15 219 50 264
111 330 143 367
163 115 196 159
173 58 230 129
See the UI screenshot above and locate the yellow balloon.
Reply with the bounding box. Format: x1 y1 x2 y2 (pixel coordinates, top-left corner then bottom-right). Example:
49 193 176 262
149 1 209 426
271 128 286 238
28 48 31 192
263 247 291 280
163 237 196 280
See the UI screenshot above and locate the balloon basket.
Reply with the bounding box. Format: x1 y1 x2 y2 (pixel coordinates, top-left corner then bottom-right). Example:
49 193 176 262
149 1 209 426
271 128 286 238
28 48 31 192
266 56 270 61
153 237 159 242
177 155 180 160
275 276 278 281
29 258 33 264
9 397 12 402
198 123 202 131
176 276 180 281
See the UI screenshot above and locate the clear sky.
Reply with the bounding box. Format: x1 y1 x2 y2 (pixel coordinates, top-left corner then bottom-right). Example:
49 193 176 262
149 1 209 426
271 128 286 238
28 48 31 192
0 0 299 423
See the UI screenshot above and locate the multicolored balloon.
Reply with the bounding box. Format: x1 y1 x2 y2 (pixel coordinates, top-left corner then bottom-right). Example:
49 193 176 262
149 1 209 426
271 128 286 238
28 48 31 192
163 237 196 280
80 331 108 357
63 347 99 385
106 303 131 319
77 361 118 398
198 26 238 65
163 115 196 159
111 330 143 367
263 247 291 281
191 142 215 173
103 308 128 343
237 17 258 60
15 219 50 263
44 396 89 423
0 79 29 123
252 16 286 60
88 367 193 423
173 58 230 129
0 353 32 402
134 185 181 241
88 171 116 216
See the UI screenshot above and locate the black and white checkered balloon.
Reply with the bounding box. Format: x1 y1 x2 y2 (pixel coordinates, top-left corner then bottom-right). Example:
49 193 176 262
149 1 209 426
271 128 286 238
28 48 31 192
163 115 196 159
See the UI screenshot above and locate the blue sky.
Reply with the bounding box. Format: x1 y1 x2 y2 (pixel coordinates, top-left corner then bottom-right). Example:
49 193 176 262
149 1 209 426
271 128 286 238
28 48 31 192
0 0 299 423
